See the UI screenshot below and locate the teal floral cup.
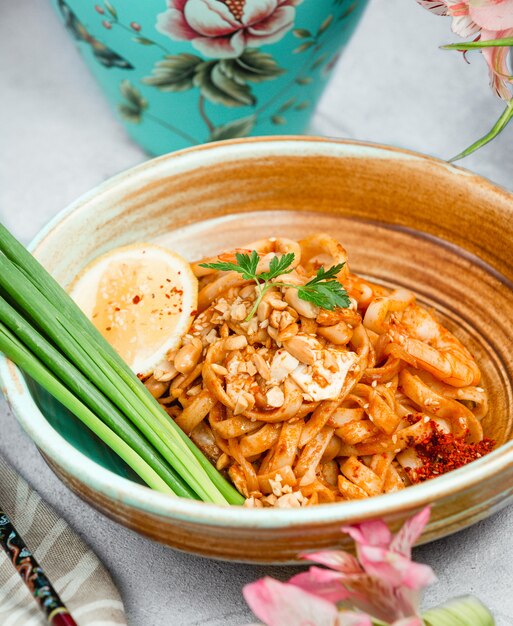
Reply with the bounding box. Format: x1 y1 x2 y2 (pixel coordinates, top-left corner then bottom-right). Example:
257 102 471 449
52 0 368 154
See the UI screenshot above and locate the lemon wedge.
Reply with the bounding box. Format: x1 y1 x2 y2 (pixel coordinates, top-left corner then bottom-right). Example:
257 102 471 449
69 243 197 376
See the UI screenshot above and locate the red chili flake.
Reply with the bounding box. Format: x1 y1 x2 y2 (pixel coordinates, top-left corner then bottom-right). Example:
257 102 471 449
114 307 120 312
132 295 142 304
166 278 171 283
406 412 423 425
190 310 198 316
408 428 495 483
178 308 182 312
106 326 112 331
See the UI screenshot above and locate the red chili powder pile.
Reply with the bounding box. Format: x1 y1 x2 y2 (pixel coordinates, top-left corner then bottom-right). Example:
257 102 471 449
407 424 495 483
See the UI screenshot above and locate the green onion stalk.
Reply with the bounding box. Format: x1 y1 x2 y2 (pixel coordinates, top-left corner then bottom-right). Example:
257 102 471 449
0 294 194 498
0 322 173 494
0 224 243 505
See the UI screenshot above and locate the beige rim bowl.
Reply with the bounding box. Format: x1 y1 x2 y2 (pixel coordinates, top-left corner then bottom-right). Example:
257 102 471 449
2 137 513 564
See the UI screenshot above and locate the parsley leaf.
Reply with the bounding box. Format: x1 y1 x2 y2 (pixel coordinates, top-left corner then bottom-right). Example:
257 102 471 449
234 250 260 280
199 250 350 320
199 250 260 280
259 252 295 281
298 280 350 310
199 260 242 273
305 263 345 285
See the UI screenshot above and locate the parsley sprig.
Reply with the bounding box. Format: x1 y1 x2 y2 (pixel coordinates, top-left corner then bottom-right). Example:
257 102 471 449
199 251 350 321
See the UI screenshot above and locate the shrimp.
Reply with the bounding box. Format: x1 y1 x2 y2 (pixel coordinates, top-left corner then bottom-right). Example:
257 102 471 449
363 288 416 333
387 305 480 388
298 233 350 280
343 273 384 309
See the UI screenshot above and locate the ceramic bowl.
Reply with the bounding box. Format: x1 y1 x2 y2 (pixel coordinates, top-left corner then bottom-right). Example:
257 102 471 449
2 137 513 564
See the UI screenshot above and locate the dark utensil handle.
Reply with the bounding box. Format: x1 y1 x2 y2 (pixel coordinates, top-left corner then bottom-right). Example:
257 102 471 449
0 510 78 626
51 611 79 626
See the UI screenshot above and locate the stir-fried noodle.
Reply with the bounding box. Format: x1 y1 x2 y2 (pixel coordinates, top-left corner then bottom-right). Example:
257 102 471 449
144 234 492 507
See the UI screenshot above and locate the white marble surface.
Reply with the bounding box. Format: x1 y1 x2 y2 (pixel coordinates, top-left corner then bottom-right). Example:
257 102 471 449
1 1 513 625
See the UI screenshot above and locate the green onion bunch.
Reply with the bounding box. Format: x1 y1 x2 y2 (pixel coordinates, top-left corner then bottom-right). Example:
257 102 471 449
0 223 243 505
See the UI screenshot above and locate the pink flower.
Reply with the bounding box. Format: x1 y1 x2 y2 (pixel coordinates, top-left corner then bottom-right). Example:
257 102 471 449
243 508 434 626
480 27 513 98
290 508 435 623
468 0 513 31
418 0 513 35
418 0 513 100
156 0 303 59
243 577 372 626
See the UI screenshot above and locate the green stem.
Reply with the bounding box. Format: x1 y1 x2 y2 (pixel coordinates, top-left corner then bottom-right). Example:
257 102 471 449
113 21 172 55
254 16 335 119
0 322 173 494
245 283 266 322
253 47 319 117
145 112 199 145
441 37 513 50
199 95 215 134
450 98 513 161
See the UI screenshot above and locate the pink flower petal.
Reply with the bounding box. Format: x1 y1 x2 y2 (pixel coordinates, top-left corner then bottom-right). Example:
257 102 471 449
451 13 482 35
300 550 363 574
191 30 245 58
481 28 513 99
342 575 416 622
446 0 481 36
416 0 449 14
358 545 437 590
242 0 279 25
184 0 239 37
469 0 513 30
243 577 342 626
292 568 423 623
351 578 425 622
168 0 188 11
156 8 198 40
339 612 373 626
290 567 352 604
246 5 295 36
390 507 430 558
342 520 392 549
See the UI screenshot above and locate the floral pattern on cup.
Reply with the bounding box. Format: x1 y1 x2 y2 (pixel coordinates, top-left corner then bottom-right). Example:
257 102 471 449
53 0 369 153
156 0 304 58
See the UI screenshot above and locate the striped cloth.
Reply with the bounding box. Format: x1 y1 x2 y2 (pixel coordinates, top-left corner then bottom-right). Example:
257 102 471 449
0 456 127 626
